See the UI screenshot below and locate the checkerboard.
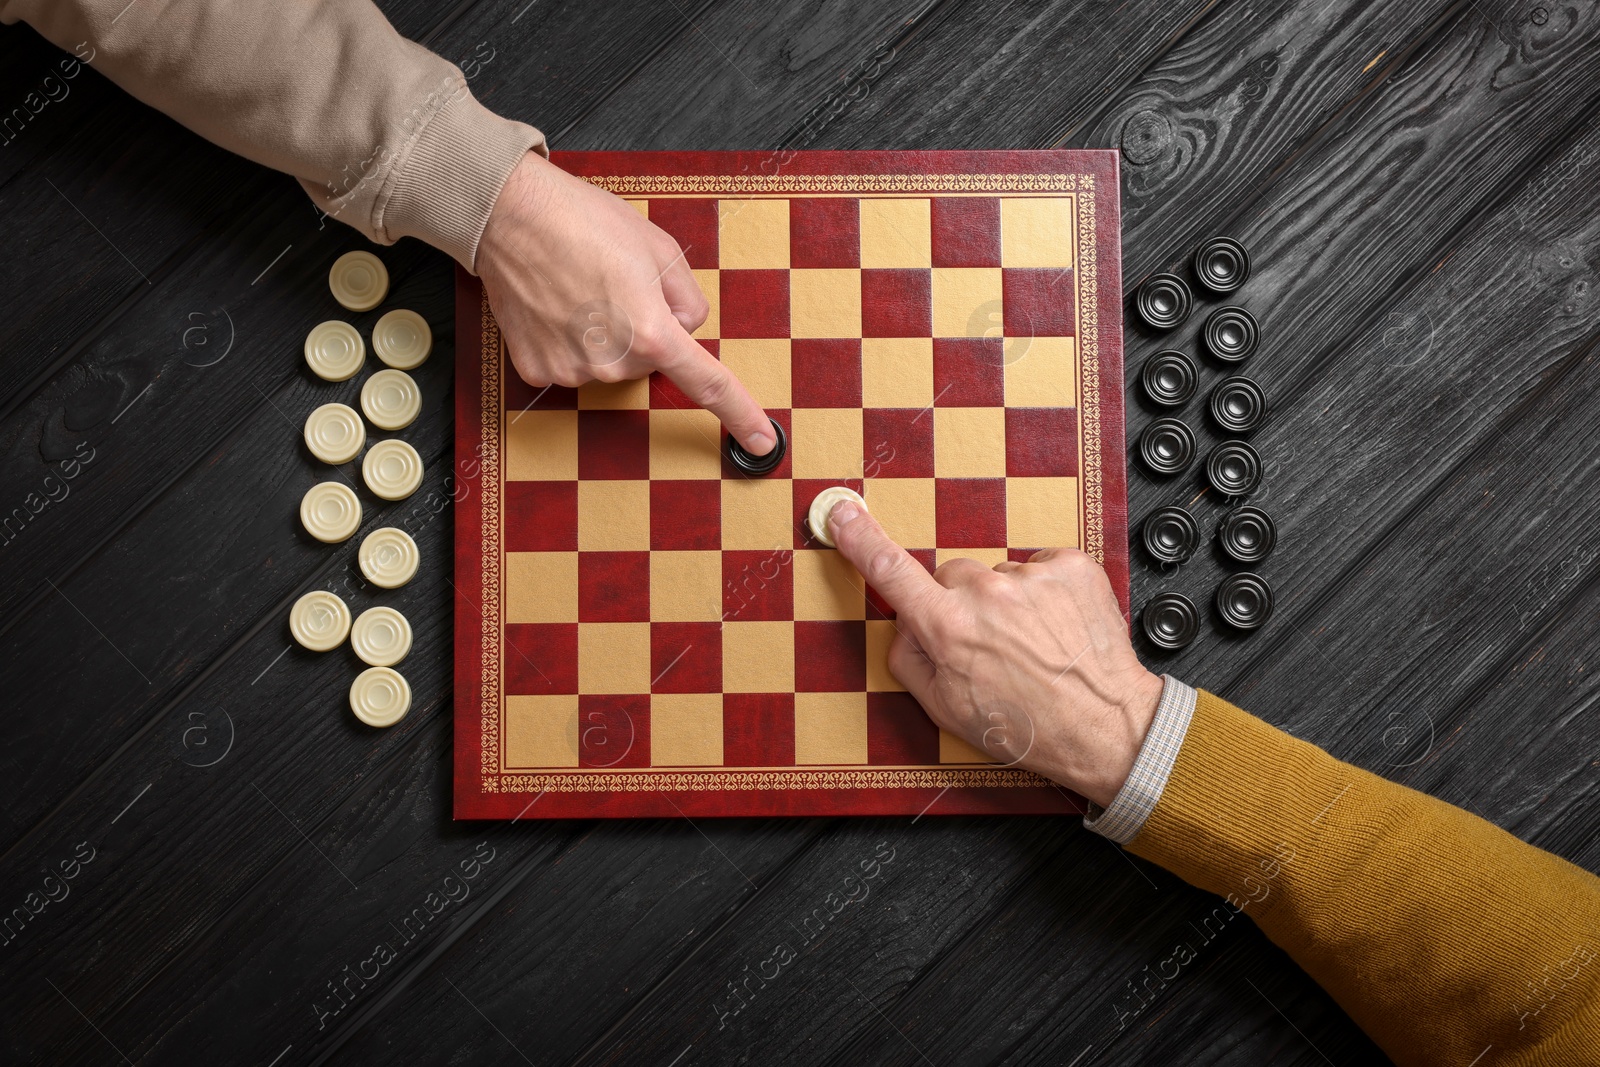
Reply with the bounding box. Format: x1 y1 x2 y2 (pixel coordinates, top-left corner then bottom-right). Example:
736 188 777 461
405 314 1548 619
456 151 1127 819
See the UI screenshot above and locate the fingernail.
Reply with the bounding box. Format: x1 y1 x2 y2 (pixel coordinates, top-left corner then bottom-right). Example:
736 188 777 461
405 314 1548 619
830 501 861 530
747 431 774 456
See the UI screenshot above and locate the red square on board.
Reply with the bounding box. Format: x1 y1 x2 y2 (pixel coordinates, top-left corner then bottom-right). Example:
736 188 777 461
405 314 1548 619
1008 547 1040 564
1006 407 1079 477
721 408 792 479
861 269 932 337
790 198 860 269
936 478 1007 547
861 409 934 479
651 342 719 409
504 354 578 411
931 198 1001 268
650 372 690 410
724 693 796 766
793 478 863 548
579 694 651 768
505 481 578 552
578 410 650 479
505 623 578 695
720 270 791 338
867 692 940 764
579 551 651 622
1004 268 1075 338
796 621 867 692
867 549 935 620
933 338 1005 407
792 339 862 408
646 199 719 269
651 480 721 550
723 549 795 621
651 622 722 693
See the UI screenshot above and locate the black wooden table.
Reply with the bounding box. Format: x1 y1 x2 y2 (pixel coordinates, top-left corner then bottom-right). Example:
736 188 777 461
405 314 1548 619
3 1 1597 1063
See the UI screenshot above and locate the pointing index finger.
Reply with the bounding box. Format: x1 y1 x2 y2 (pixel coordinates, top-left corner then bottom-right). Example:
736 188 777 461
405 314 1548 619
828 500 944 626
659 321 774 455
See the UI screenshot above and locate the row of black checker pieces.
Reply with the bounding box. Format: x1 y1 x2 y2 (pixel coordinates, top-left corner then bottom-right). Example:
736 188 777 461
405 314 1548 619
1133 237 1275 650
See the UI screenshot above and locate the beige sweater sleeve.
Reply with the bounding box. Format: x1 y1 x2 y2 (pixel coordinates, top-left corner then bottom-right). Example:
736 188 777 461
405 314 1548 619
1 0 546 271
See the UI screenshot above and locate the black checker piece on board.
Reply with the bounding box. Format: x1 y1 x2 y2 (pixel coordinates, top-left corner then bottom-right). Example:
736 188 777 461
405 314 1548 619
725 417 788 476
1141 506 1200 564
1136 274 1193 330
1143 592 1201 650
1193 236 1251 294
1140 418 1196 476
1217 505 1276 564
1216 572 1274 630
1209 376 1268 434
1203 307 1259 362
1142 350 1198 407
1206 440 1262 496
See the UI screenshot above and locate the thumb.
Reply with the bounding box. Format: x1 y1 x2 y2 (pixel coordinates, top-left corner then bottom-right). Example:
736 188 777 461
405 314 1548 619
887 629 938 705
656 246 709 334
828 500 943 627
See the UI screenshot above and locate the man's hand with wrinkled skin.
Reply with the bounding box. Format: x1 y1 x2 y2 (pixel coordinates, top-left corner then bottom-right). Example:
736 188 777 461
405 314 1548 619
477 151 775 456
827 498 1163 808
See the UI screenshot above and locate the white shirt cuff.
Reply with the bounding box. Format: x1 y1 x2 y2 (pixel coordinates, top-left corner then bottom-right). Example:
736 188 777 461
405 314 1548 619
1082 675 1197 844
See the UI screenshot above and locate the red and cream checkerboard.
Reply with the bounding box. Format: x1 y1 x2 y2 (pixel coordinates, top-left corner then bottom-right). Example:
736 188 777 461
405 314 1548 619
456 151 1127 818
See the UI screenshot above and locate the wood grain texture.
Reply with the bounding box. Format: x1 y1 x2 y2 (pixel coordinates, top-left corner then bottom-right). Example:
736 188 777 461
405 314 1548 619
815 51 1600 1067
1229 340 1600 794
534 0 1600 1062
0 1 786 1061
1128 69 1600 687
56 758 813 1064
328 820 831 1064
0 237 452 843
0 355 811 1064
0 25 121 191
555 0 946 149
0 6 1190 1062
0 0 463 411
793 0 1220 151
0 0 730 836
1076 0 1468 278
1 0 1599 1063
0 0 714 624
569 819 1080 1065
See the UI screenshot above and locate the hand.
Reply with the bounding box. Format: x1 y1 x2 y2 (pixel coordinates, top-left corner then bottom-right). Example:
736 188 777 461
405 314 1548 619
827 501 1163 808
477 152 774 455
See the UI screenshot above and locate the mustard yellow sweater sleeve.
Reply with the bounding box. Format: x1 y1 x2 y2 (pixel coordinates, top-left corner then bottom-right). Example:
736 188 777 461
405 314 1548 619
0 0 546 271
1128 691 1600 1066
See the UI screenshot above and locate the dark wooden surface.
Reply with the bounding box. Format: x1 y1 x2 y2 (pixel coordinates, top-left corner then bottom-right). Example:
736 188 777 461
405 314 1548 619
2 0 1597 1063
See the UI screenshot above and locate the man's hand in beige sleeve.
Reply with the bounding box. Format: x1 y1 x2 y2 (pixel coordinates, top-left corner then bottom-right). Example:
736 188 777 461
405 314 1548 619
1 0 540 270
825 497 1163 807
478 153 774 456
2 0 773 452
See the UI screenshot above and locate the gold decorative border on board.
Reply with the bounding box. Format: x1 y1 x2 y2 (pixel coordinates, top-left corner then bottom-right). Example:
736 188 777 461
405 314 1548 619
478 174 1103 793
584 172 1090 195
498 768 1053 793
1078 183 1103 565
479 295 503 783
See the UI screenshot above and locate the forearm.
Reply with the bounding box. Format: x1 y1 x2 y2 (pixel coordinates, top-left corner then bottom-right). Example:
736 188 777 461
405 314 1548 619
1 0 545 269
1118 688 1600 1065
